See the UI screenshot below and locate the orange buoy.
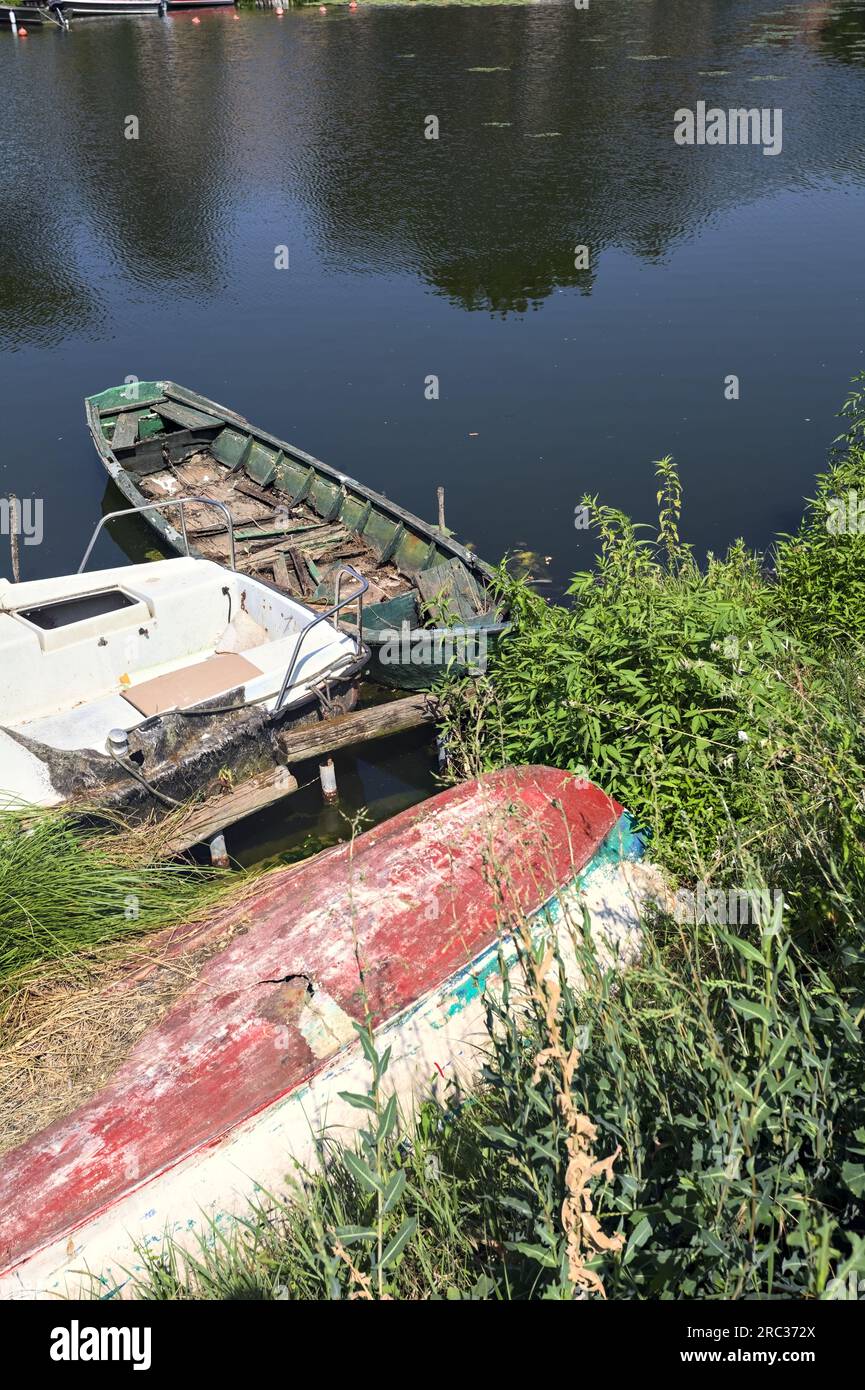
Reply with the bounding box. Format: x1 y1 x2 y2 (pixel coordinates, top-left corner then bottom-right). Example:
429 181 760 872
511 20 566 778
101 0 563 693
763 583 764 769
319 4 325 10
19 25 28 34
349 1 357 8
275 5 283 12
192 14 200 21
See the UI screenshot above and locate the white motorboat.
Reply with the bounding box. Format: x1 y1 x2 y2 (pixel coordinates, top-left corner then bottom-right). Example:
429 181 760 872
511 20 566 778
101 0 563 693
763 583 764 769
0 548 368 814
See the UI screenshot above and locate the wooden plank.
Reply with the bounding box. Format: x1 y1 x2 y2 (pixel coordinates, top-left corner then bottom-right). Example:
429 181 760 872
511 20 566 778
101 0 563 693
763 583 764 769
273 554 292 590
188 523 243 540
161 768 300 857
99 391 165 418
313 546 366 569
451 562 486 616
111 410 140 451
232 477 282 508
235 520 328 542
242 541 296 570
157 400 223 432
286 545 315 597
242 525 348 571
416 559 477 622
291 523 349 552
276 694 434 764
164 696 434 855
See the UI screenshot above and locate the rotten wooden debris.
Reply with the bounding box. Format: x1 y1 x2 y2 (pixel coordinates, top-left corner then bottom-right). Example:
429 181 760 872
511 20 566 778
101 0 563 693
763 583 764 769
161 693 435 857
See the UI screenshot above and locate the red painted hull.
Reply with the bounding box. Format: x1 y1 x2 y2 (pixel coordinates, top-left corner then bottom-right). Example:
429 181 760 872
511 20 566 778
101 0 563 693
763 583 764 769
0 766 622 1277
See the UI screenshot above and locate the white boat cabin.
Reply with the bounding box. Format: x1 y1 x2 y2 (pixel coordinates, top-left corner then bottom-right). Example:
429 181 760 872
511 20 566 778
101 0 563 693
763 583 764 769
0 557 361 810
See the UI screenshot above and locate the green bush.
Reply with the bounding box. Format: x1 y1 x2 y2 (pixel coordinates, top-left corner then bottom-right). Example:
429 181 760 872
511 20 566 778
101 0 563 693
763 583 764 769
437 392 865 963
482 907 865 1299
774 375 865 648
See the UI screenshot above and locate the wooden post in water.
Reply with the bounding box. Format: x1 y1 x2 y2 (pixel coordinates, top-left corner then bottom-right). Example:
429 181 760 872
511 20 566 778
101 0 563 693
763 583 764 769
437 486 446 531
209 833 230 868
8 496 20 583
437 733 449 774
319 757 338 805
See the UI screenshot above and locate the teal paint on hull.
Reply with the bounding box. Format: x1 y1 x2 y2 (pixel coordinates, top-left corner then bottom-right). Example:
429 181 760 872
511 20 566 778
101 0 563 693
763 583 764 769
443 811 644 1020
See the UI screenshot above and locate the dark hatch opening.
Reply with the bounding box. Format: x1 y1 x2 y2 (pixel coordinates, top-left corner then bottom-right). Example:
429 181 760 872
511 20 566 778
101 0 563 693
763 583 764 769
17 589 137 631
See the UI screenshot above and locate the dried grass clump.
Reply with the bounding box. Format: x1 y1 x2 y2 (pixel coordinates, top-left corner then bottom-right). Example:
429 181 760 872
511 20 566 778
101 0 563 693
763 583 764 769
0 910 252 1155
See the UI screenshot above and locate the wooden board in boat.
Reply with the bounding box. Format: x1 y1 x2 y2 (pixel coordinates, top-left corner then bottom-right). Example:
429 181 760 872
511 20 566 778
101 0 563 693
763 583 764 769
121 652 260 717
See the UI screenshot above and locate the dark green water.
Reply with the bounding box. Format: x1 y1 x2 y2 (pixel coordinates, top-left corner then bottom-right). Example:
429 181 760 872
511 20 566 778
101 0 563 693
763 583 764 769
2 0 864 857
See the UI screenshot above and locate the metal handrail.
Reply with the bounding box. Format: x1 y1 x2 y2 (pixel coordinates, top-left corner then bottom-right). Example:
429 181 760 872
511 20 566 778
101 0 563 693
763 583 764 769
273 565 368 716
78 497 237 574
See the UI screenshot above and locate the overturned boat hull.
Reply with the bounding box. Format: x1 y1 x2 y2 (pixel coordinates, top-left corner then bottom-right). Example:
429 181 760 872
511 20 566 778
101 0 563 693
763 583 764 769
0 766 659 1299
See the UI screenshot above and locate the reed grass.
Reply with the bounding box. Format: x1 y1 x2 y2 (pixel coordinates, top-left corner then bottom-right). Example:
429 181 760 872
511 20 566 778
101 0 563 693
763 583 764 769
0 805 228 983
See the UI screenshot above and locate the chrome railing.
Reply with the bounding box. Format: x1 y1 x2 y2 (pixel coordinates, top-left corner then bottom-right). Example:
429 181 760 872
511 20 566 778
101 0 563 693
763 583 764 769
272 565 368 715
78 497 237 574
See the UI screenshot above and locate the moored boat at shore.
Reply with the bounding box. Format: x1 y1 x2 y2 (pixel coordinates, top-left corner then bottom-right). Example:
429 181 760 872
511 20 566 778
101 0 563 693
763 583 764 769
51 1 165 17
0 552 368 816
86 381 509 691
0 765 660 1299
0 4 62 23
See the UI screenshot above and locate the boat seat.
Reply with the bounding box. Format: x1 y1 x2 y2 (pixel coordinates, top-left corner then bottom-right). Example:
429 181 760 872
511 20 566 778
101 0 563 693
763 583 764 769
121 652 262 718
157 400 222 432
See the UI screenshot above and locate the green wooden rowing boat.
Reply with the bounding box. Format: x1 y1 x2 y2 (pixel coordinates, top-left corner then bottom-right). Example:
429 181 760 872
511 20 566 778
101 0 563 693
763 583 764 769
85 382 507 691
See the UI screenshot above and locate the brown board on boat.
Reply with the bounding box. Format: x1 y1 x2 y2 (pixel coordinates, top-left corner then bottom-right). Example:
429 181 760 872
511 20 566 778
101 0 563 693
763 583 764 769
121 653 261 717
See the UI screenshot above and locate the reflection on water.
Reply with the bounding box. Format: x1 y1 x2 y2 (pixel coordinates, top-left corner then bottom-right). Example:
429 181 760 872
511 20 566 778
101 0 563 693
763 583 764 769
3 2 864 584
6 1 863 331
219 726 439 868
2 0 864 858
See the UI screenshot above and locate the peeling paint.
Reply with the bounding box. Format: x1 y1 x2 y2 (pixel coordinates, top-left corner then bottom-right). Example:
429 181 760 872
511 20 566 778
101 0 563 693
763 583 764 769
297 990 357 1060
0 767 664 1299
